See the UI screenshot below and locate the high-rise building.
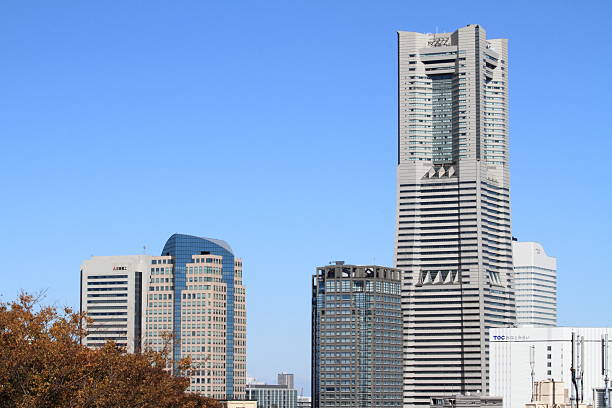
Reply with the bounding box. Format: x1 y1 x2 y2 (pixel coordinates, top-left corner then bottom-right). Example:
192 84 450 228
512 241 557 327
394 24 515 406
489 327 612 408
80 234 247 401
278 373 295 390
153 234 247 399
80 255 151 353
311 262 403 408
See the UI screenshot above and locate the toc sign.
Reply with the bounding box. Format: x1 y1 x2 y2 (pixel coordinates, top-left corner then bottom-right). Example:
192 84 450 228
491 335 530 341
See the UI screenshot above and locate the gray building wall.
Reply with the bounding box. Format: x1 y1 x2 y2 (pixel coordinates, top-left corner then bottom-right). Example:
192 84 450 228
312 263 403 408
395 24 515 406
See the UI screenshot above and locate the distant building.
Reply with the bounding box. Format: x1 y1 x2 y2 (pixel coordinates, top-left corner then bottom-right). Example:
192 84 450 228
431 394 502 408
593 389 612 408
297 396 311 408
490 327 612 408
278 373 294 390
246 384 297 408
513 241 557 327
524 380 590 408
220 401 257 408
312 262 403 408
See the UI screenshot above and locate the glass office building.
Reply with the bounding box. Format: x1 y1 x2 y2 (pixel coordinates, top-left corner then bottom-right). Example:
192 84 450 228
157 234 247 399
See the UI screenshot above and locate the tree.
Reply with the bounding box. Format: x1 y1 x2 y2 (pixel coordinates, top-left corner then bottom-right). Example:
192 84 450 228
0 293 221 408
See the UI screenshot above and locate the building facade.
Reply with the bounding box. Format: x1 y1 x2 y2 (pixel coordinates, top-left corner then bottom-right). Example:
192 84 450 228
394 24 515 406
490 327 612 408
430 394 502 408
312 263 403 408
297 396 312 408
80 234 247 401
246 384 297 408
80 255 151 353
512 241 557 327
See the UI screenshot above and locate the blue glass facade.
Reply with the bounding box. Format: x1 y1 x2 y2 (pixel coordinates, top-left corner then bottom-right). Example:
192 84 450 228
161 233 236 398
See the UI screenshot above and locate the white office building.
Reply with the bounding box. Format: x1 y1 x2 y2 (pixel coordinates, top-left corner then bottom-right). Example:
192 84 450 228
490 327 612 408
80 255 151 353
513 241 557 327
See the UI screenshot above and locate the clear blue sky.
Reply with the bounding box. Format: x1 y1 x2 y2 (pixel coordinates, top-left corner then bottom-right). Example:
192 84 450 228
1 0 610 396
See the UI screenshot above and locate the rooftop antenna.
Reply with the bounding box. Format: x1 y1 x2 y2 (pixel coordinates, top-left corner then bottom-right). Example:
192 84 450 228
571 332 585 407
143 245 147 255
572 332 577 408
603 334 610 408
530 345 536 402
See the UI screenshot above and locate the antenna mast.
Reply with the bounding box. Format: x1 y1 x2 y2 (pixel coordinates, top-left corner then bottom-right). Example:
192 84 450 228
530 345 536 402
603 334 610 408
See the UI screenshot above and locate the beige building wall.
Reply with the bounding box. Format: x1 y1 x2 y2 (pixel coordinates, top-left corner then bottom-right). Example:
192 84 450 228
143 254 246 400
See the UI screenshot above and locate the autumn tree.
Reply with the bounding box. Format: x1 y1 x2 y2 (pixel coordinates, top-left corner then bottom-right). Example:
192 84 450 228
0 293 221 408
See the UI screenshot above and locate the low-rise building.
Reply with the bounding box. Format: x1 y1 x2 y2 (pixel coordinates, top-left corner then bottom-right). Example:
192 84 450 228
490 327 612 408
430 394 503 408
297 396 311 408
246 384 297 408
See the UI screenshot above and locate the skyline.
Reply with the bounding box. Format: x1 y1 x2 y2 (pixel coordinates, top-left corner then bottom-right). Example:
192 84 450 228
1 0 611 397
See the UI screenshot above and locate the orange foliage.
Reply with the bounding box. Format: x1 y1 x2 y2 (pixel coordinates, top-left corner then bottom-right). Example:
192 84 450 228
0 293 221 408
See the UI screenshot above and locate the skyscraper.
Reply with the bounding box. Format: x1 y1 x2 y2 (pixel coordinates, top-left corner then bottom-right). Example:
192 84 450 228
394 24 515 406
311 262 403 408
80 234 247 401
512 241 557 327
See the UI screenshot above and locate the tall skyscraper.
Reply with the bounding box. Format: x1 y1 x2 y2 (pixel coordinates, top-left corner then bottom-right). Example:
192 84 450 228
513 241 557 327
311 262 403 408
394 24 515 406
80 234 247 401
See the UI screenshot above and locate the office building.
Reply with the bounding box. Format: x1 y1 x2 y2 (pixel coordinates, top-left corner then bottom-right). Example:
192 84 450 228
150 234 247 399
246 384 297 408
394 24 515 405
297 396 312 408
80 255 151 353
430 394 502 408
80 234 247 401
278 373 295 390
312 262 403 408
512 241 557 327
490 327 612 408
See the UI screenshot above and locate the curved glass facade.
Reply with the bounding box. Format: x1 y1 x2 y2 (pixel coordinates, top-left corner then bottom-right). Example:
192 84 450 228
161 233 237 398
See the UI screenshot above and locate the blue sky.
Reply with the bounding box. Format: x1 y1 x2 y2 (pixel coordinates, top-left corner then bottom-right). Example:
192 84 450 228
1 0 610 396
